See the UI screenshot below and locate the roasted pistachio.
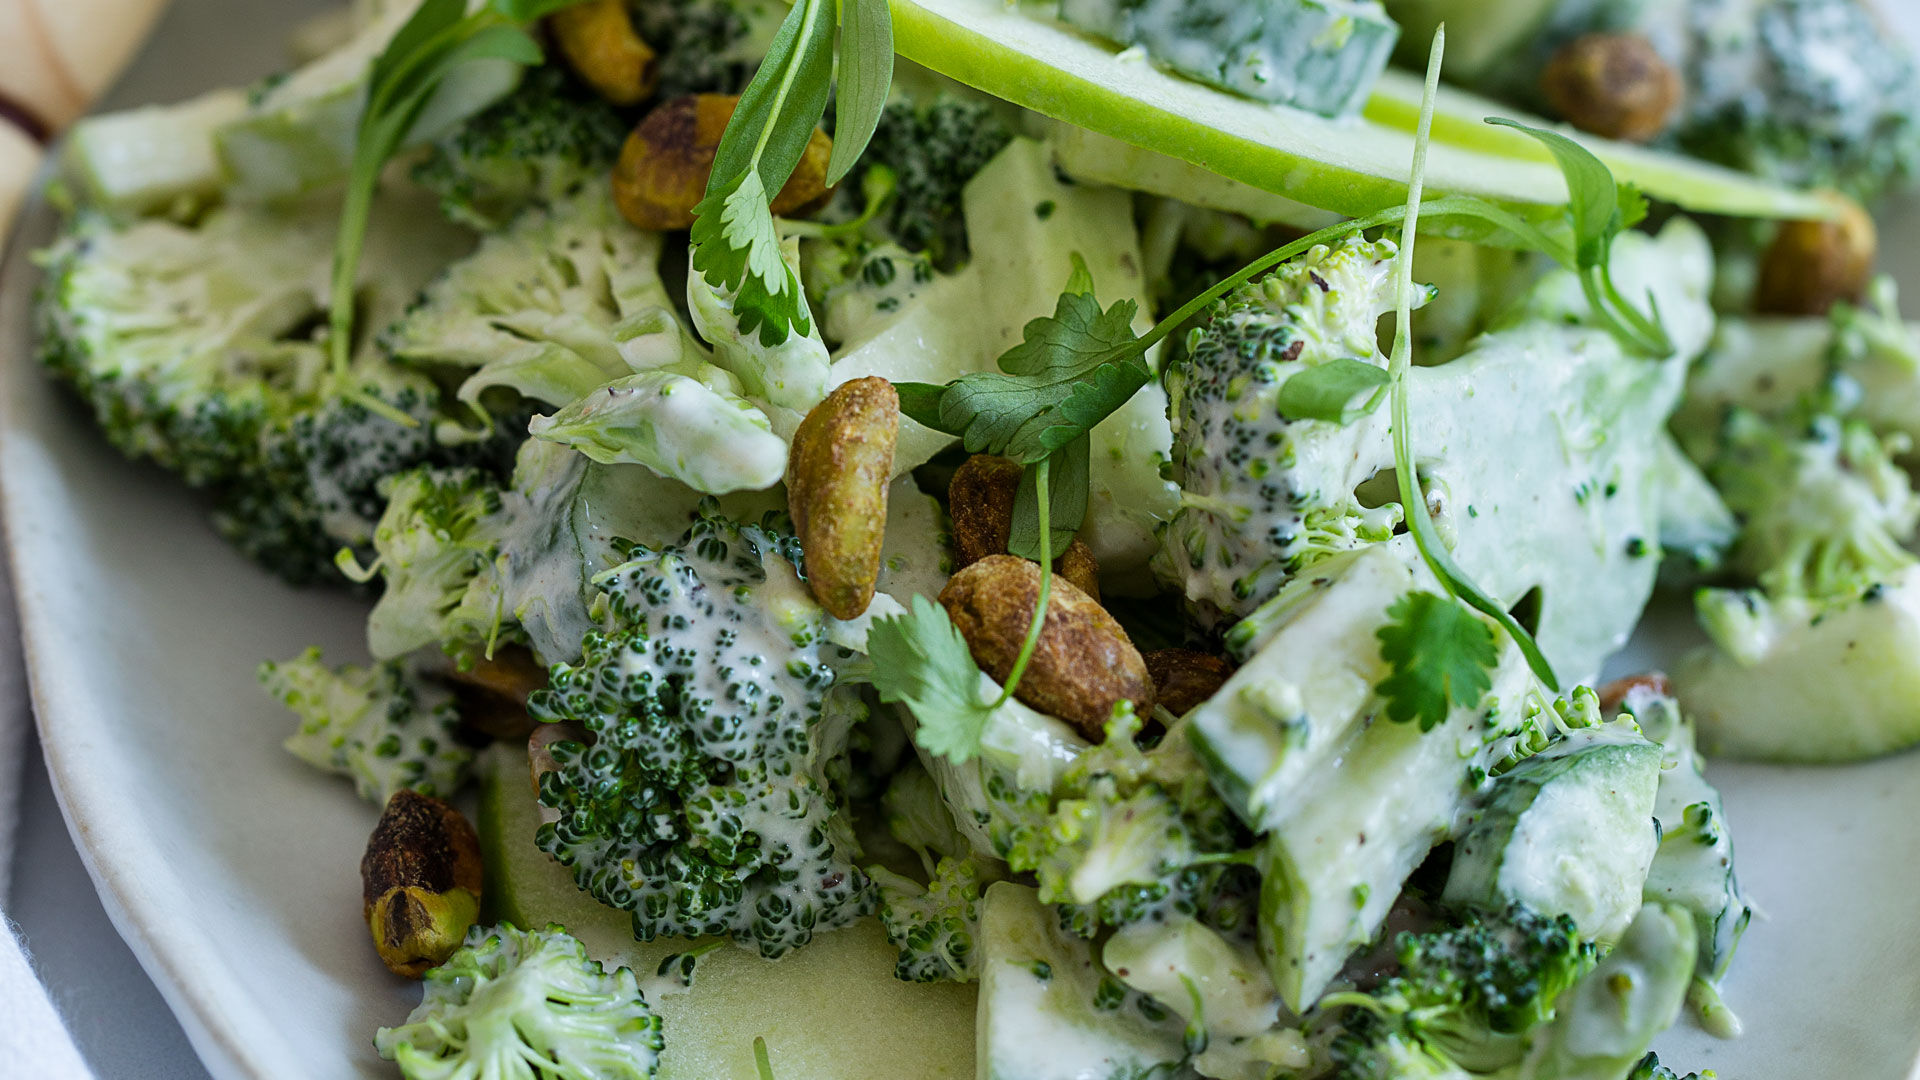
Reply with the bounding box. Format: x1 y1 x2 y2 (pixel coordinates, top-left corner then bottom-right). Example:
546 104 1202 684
939 555 1154 736
947 453 1103 600
1597 672 1672 711
613 94 834 231
1144 648 1235 717
361 790 483 978
788 377 900 619
549 0 658 105
1756 196 1878 316
1541 33 1682 143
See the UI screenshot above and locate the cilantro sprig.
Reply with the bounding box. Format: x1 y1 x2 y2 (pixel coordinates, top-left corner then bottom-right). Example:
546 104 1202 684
328 0 591 422
688 0 894 345
876 27 1681 745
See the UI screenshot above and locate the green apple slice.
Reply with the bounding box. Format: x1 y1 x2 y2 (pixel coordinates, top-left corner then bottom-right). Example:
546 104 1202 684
1364 69 1834 220
888 0 1828 222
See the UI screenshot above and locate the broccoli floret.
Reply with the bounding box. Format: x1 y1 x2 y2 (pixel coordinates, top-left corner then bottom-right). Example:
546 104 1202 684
1628 1053 1717 1080
1325 904 1703 1080
856 98 1014 270
531 505 874 957
258 647 470 804
358 437 722 667
412 64 629 230
388 188 787 493
1161 220 1716 682
628 0 781 98
1674 390 1920 760
1159 234 1407 625
1320 904 1598 1076
357 465 520 664
375 923 664 1079
999 706 1251 936
1706 406 1918 599
871 856 987 983
1663 0 1920 201
35 193 521 583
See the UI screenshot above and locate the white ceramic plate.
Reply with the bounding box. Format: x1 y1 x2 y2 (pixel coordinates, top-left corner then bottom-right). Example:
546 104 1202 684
5 3 1920 1077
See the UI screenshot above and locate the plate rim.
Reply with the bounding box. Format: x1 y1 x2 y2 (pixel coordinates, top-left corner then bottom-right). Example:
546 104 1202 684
0 182 275 1080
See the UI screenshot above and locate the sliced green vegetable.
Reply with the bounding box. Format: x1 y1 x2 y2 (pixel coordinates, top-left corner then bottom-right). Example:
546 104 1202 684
1364 70 1835 220
888 0 1823 222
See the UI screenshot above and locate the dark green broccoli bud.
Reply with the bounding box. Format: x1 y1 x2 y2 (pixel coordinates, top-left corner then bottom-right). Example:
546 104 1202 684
35 198 521 585
1667 0 1920 201
999 706 1255 937
858 98 1014 270
412 64 629 231
1318 903 1598 1076
532 504 874 957
375 923 664 1079
627 0 780 98
1160 235 1406 625
872 857 986 983
258 647 470 805
1628 1052 1716 1080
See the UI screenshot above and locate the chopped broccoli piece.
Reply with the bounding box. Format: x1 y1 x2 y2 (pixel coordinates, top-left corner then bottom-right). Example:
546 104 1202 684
1618 688 1752 1037
987 705 1254 939
412 64 629 230
1102 914 1301 1078
375 923 664 1079
1674 374 1920 760
628 0 784 99
1706 407 1918 599
857 98 1015 270
1662 0 1920 201
258 647 470 804
1628 1052 1717 1080
1318 903 1598 1077
359 438 716 667
35 190 519 584
974 882 1189 1080
1314 903 1706 1079
1058 0 1400 116
213 0 520 202
1159 233 1408 625
1519 904 1698 1080
871 856 988 983
531 505 874 957
386 188 786 493
1161 220 1716 681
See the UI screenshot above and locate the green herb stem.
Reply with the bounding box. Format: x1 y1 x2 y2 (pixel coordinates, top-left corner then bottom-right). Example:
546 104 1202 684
993 454 1054 709
1387 28 1561 692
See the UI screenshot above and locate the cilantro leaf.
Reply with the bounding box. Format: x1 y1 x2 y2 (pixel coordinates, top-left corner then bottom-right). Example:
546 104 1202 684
688 170 812 345
1374 592 1499 732
868 596 998 763
1009 433 1089 560
1275 358 1390 423
685 0 899 342
936 290 1149 463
